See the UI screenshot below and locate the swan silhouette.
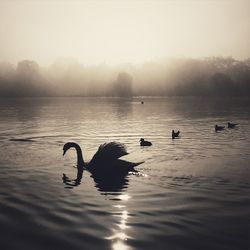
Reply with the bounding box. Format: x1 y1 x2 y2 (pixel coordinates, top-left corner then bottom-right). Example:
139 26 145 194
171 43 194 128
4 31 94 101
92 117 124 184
140 138 152 146
172 130 180 139
63 142 144 175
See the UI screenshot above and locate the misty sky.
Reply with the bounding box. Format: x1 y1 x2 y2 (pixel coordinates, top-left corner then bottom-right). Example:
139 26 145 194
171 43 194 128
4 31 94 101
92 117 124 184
0 0 250 66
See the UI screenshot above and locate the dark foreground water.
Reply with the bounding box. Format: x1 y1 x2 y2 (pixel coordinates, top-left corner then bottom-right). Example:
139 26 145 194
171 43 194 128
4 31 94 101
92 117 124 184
0 97 249 250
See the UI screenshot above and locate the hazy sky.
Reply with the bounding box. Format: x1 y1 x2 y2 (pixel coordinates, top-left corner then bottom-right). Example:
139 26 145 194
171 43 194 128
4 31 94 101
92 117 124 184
0 0 250 66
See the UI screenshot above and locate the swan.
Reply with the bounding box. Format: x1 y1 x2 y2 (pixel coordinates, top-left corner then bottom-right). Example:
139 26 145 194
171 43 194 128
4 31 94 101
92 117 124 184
215 124 225 132
228 122 238 128
172 130 180 139
63 142 144 174
140 138 152 146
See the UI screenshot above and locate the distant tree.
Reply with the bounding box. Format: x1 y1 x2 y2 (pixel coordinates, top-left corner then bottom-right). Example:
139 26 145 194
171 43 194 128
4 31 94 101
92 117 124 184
15 60 47 96
17 60 39 76
113 72 133 97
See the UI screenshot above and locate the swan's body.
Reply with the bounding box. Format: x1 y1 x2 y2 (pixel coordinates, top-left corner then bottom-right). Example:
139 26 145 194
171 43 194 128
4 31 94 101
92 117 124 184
63 142 143 174
228 122 238 128
215 124 225 131
172 130 180 139
140 138 152 146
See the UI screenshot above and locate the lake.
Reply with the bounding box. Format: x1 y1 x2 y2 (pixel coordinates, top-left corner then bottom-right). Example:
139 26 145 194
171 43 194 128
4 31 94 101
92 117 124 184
0 97 249 250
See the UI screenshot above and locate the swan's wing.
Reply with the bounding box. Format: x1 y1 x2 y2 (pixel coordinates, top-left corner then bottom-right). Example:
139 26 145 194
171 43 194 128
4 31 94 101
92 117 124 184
90 142 128 165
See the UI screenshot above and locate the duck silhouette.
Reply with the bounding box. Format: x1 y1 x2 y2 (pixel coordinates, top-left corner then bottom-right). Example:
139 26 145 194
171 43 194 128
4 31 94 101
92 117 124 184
228 122 238 128
172 130 180 139
63 142 144 175
140 138 152 146
215 124 225 132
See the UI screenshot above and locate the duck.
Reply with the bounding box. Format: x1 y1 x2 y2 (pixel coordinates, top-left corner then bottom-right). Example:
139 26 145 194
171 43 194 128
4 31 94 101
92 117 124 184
140 138 152 146
215 124 225 132
63 142 144 175
172 130 180 139
228 122 238 128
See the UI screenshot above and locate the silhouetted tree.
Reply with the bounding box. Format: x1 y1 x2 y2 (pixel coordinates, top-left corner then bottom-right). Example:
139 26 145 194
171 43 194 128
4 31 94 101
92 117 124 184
17 60 39 77
14 60 47 96
113 72 133 97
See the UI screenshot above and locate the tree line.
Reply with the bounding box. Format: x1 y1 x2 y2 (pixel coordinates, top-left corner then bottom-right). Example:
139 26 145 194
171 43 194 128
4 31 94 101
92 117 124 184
0 57 249 97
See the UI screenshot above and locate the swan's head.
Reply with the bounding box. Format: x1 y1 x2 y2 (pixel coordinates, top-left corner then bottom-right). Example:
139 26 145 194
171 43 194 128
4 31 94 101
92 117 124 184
63 142 78 156
140 138 144 142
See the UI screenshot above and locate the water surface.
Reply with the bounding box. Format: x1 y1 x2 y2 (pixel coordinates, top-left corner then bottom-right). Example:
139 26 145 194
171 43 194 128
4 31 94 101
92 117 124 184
0 97 249 250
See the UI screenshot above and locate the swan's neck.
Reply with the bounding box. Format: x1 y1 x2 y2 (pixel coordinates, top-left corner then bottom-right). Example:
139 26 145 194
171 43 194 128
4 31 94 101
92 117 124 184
74 144 85 168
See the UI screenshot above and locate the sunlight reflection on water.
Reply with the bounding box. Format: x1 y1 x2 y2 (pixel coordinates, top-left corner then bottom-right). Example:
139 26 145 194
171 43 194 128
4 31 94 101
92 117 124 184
106 199 131 250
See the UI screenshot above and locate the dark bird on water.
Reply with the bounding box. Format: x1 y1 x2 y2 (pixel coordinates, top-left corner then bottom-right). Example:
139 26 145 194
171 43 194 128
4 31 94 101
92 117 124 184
215 124 225 132
63 142 144 174
228 122 238 128
172 130 180 139
140 138 152 146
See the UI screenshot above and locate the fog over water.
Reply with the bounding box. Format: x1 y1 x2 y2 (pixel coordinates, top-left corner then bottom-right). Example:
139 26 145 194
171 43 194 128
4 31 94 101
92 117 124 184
1 1 249 97
0 57 249 97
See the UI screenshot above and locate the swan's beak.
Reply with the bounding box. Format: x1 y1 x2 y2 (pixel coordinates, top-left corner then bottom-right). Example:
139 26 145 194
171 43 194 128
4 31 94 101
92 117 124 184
63 149 66 156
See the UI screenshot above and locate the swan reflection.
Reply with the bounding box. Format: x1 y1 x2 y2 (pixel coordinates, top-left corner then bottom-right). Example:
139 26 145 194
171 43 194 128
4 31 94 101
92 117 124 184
92 172 130 192
62 167 133 192
62 168 84 188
